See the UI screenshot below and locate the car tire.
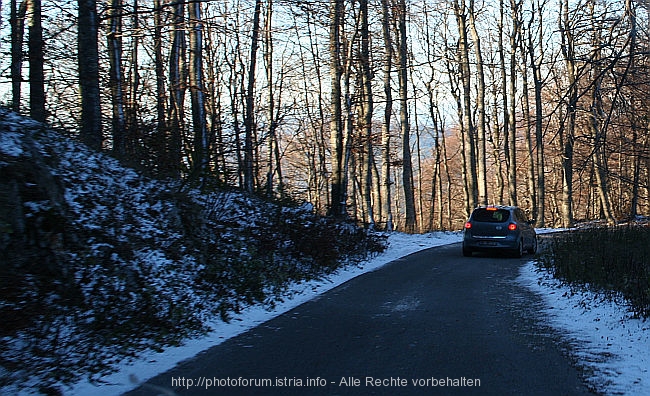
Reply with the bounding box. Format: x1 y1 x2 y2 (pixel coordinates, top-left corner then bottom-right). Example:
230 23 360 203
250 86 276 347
513 240 524 258
528 237 538 254
462 247 473 257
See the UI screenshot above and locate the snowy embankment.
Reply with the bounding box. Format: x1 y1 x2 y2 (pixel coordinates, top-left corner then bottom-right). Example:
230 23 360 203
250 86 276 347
1 107 384 395
73 230 650 396
70 232 463 395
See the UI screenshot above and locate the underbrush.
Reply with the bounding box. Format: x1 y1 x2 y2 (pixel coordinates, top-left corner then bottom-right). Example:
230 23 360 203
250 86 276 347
536 225 650 318
0 108 387 394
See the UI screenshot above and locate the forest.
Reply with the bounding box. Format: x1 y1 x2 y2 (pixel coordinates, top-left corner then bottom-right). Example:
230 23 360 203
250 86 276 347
2 0 650 232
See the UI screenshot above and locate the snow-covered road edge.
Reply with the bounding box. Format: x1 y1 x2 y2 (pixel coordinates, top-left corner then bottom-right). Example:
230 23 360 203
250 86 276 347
70 229 650 396
518 261 650 395
69 232 462 395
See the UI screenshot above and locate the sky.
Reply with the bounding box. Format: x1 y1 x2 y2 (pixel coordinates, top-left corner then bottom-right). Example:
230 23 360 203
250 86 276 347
65 230 650 396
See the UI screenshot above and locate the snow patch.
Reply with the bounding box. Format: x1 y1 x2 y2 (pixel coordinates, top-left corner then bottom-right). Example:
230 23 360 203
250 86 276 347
0 131 24 157
519 261 650 395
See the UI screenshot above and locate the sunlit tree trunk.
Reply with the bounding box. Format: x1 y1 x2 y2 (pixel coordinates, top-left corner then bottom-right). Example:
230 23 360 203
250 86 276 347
507 0 520 207
380 0 393 231
588 1 615 225
397 0 415 232
468 0 487 206
498 0 508 205
559 0 575 227
529 0 545 226
453 0 478 215
520 50 537 215
490 81 505 204
626 0 639 219
360 0 375 229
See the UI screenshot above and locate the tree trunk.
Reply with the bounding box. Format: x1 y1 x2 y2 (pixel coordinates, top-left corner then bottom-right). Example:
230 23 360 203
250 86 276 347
453 0 478 215
559 0 575 227
498 0 508 205
380 0 393 231
588 1 615 225
468 0 488 206
188 0 208 182
107 0 126 157
243 0 262 193
153 0 167 173
529 0 545 226
168 0 186 178
127 0 140 155
626 0 639 219
27 0 45 122
507 0 520 207
10 0 27 113
490 83 505 204
520 52 537 215
328 0 346 217
78 0 103 150
360 0 375 229
264 0 282 199
397 0 416 232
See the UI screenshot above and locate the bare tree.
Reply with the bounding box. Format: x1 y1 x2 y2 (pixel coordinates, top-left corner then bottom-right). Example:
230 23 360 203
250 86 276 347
359 0 375 228
506 0 521 207
328 0 346 217
168 0 186 178
397 0 416 232
107 0 126 157
188 0 209 182
625 0 640 218
243 0 262 193
558 0 576 227
468 0 488 206
380 0 394 231
497 0 508 205
78 0 103 150
528 0 546 226
453 0 478 215
152 0 167 172
10 0 27 112
126 0 141 155
27 0 45 122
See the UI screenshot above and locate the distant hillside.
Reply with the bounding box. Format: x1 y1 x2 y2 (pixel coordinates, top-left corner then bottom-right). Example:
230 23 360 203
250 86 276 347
0 108 386 394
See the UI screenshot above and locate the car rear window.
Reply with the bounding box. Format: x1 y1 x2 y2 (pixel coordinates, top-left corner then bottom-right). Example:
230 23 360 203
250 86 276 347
471 208 510 222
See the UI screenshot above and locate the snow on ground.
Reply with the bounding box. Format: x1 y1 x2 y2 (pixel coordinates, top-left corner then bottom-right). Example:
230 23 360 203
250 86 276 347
519 262 650 395
70 230 650 396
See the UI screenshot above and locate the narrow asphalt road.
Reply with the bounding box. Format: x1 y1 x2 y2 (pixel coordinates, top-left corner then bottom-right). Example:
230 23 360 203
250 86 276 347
126 242 594 396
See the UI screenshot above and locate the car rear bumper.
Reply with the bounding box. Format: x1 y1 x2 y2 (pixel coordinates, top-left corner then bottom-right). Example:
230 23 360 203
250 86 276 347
463 234 519 251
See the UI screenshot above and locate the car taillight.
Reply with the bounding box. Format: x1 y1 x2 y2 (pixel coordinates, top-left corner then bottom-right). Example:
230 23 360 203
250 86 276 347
508 223 517 231
465 222 472 229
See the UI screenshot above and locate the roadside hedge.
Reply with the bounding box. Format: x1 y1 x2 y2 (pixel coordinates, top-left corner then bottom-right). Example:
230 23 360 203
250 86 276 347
536 224 650 318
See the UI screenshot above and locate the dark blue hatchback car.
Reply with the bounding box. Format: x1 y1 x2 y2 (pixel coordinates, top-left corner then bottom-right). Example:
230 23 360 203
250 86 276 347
462 205 537 257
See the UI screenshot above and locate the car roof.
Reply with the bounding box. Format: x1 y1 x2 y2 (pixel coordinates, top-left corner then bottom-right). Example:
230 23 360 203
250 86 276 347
473 205 517 211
